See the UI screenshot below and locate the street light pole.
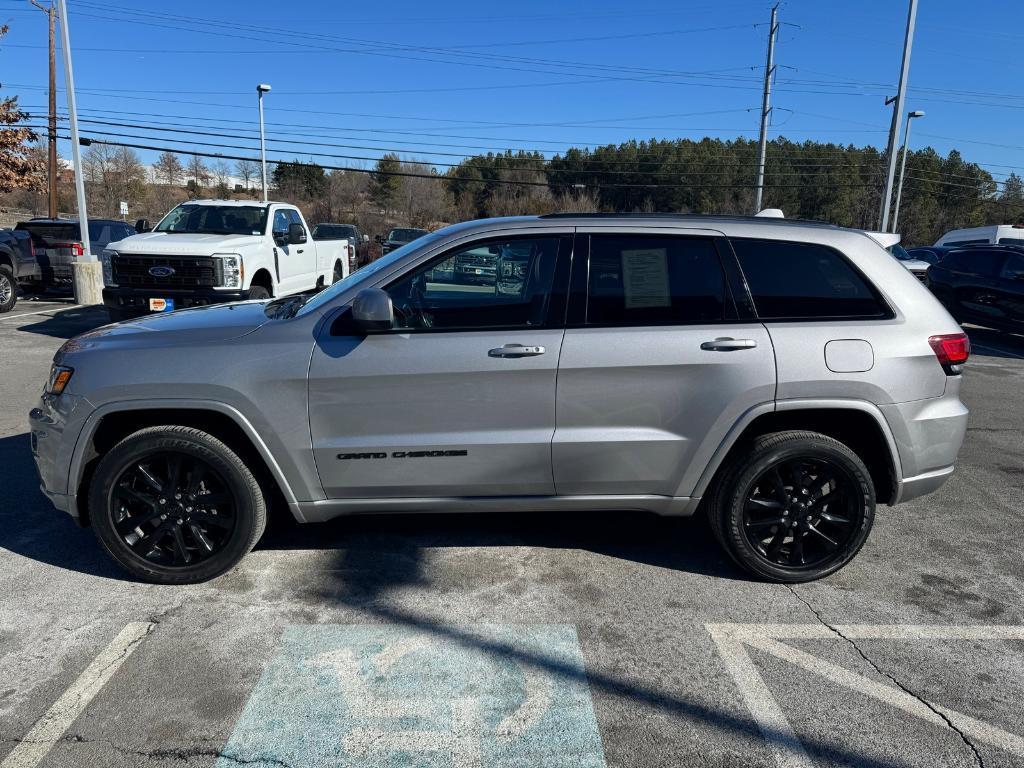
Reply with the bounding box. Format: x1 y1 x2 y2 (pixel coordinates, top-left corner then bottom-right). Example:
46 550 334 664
878 0 919 232
892 110 925 234
56 0 102 305
257 84 271 202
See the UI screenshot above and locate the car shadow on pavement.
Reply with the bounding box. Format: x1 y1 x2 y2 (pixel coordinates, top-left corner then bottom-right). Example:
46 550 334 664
0 433 128 580
257 505 748 582
10 305 110 340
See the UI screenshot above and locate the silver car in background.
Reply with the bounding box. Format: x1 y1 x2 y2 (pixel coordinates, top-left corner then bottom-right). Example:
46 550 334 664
30 214 970 584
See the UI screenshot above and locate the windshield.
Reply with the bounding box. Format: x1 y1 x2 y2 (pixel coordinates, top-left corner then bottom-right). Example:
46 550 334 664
389 228 427 243
296 229 449 318
155 204 269 235
887 244 913 261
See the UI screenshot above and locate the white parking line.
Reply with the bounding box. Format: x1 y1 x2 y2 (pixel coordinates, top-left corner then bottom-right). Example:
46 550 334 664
0 307 65 321
707 623 1024 768
0 622 155 768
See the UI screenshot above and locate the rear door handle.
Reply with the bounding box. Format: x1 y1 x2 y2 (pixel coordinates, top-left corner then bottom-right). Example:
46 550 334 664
489 343 546 358
701 337 758 351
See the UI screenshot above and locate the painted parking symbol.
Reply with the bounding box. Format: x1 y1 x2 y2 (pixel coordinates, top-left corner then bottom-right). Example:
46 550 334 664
215 624 606 767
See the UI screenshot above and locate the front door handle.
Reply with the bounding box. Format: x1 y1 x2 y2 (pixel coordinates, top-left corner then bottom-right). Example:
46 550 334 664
489 343 546 358
701 337 758 351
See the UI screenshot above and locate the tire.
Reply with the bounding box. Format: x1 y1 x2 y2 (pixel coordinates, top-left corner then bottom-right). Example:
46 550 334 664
0 265 16 313
247 284 271 301
89 426 267 584
708 430 875 583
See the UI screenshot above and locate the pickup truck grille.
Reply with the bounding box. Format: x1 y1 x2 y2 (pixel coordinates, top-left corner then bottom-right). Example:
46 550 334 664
112 255 221 289
457 253 496 267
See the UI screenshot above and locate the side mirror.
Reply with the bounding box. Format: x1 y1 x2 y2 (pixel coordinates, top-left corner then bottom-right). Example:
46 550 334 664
135 218 151 233
351 287 394 332
288 222 307 245
375 234 384 244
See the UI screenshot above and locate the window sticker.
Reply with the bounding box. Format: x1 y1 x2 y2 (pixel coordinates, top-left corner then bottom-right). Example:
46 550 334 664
621 248 671 308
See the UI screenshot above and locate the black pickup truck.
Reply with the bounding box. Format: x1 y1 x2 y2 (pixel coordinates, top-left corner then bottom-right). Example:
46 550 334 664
0 228 35 313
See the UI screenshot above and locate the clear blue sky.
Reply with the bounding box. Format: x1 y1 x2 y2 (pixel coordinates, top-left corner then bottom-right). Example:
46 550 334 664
1 0 1021 186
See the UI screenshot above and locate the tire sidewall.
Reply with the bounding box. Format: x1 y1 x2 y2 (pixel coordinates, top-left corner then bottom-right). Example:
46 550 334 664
719 438 875 582
90 431 262 583
0 266 16 313
248 285 271 301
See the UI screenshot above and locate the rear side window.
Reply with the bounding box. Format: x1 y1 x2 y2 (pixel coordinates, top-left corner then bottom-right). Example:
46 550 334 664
586 235 727 326
731 238 887 320
999 252 1024 280
998 237 1024 245
943 250 1004 277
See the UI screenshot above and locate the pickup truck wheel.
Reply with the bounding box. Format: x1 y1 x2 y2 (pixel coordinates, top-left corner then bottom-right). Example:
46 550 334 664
89 426 267 584
0 265 16 313
708 430 875 583
248 285 271 301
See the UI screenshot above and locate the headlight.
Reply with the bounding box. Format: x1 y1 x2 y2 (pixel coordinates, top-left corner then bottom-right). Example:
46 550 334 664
100 249 116 286
214 253 243 289
45 364 74 396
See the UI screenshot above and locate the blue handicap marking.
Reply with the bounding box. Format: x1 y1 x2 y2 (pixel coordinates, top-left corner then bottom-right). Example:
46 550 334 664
215 624 607 767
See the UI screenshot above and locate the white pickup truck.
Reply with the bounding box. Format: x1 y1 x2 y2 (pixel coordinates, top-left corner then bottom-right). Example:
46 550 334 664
100 199 349 321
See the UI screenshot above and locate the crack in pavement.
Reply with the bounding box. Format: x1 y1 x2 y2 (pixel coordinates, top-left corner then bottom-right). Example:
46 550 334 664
785 586 986 768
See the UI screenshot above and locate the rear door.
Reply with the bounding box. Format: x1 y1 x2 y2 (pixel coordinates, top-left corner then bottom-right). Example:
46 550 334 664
995 250 1024 327
309 231 572 499
553 229 775 498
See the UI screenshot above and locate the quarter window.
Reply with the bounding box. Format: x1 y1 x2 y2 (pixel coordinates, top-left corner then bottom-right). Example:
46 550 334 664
585 235 727 326
943 250 1004 277
731 239 887 320
384 237 562 331
1001 252 1024 280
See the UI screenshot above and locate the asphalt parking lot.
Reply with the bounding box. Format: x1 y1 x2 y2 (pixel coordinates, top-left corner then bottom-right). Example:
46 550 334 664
2 299 1024 768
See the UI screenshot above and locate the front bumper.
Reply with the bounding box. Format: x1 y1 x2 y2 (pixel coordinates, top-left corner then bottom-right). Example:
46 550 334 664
103 286 249 315
30 393 91 522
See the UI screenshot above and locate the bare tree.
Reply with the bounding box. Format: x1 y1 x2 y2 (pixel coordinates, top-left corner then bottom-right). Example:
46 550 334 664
235 159 258 192
153 152 183 186
400 160 449 226
210 160 231 197
186 154 210 198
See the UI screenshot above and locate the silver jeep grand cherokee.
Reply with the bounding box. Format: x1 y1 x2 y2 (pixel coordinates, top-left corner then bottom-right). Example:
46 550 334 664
30 214 970 584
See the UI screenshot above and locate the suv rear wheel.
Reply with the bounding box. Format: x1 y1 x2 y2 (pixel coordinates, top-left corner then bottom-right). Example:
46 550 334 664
708 430 875 582
89 426 266 583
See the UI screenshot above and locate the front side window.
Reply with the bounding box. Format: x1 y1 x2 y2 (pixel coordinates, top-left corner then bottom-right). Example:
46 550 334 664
272 210 290 235
384 237 562 331
731 238 887 320
1000 252 1024 281
585 235 727 326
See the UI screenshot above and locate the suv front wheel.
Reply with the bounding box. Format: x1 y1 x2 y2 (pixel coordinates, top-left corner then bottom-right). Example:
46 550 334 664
708 430 875 582
89 426 267 583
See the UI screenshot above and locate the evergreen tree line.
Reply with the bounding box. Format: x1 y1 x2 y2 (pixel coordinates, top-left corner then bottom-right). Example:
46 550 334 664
444 137 1023 247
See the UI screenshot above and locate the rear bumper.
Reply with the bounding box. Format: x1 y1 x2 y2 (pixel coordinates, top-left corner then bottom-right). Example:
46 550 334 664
103 286 248 314
881 376 969 504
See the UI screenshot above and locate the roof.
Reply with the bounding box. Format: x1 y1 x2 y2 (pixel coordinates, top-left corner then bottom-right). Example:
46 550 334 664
184 199 282 207
19 218 127 225
536 212 839 229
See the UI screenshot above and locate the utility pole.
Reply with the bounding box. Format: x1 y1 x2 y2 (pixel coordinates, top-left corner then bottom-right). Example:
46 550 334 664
57 0 102 305
753 3 779 214
30 0 58 219
878 0 919 232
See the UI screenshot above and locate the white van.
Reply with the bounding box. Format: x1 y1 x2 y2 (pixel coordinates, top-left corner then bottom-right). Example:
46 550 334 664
934 224 1024 247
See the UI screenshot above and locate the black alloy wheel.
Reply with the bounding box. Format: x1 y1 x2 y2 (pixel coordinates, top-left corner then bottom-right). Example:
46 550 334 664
110 451 236 568
708 430 875 582
90 426 266 583
742 457 861 569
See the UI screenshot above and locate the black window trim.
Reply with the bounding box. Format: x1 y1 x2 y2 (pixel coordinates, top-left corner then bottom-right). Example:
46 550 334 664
726 236 896 323
565 232 743 329
332 233 573 336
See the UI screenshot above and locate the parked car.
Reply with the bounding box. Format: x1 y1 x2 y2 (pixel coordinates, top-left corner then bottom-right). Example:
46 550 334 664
99 200 349 322
312 223 370 271
934 224 1024 247
925 244 1024 333
453 244 498 285
0 227 35 313
379 227 429 256
32 213 969 584
14 218 135 294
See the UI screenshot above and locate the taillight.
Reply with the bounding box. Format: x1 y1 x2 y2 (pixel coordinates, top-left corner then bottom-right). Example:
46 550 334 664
349 244 355 258
56 242 85 257
929 333 970 373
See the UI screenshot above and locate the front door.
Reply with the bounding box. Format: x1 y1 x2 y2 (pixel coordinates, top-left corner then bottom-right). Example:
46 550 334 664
309 233 572 498
553 231 776 498
995 249 1024 328
272 209 312 295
